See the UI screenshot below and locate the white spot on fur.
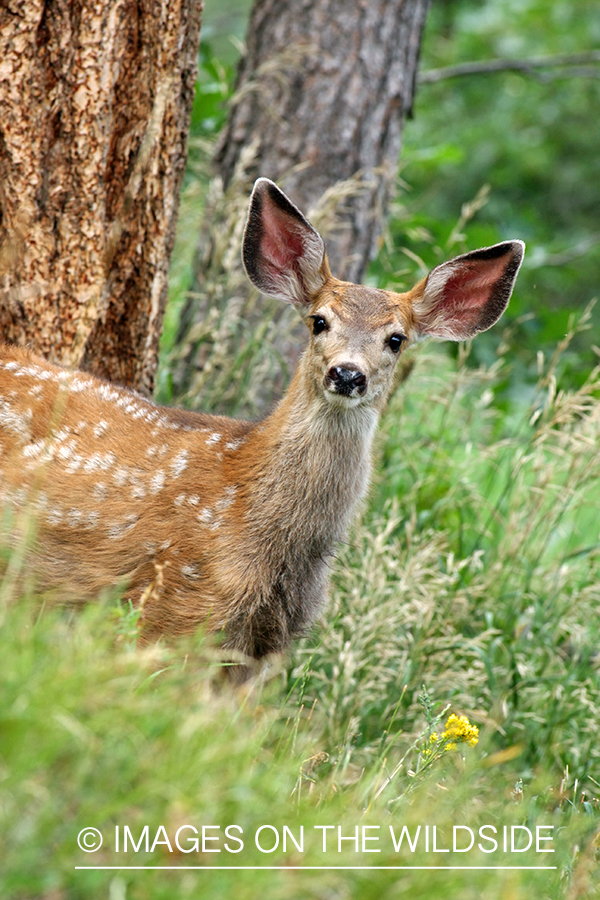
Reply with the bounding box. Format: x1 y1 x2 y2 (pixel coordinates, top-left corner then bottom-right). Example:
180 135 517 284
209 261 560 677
0 398 32 440
47 507 63 525
56 440 77 462
65 454 84 474
113 467 128 487
174 493 186 507
198 506 223 531
198 508 214 525
150 470 165 494
97 383 121 403
225 437 246 451
108 514 139 540
22 430 87 469
12 365 52 381
32 491 49 513
67 509 84 527
22 439 46 460
181 564 200 580
93 483 108 501
206 432 221 446
215 484 237 513
187 495 199 507
93 420 109 438
170 449 188 477
131 483 146 500
83 452 116 474
70 375 94 393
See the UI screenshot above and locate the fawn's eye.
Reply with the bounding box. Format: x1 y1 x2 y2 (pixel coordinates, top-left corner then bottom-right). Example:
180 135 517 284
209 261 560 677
311 315 329 336
388 333 406 353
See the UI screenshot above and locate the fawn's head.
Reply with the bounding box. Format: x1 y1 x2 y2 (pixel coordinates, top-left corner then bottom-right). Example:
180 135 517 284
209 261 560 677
243 178 524 409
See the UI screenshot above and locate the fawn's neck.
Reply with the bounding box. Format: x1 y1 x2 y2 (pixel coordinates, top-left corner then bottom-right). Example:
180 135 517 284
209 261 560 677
245 361 380 554
203 358 382 657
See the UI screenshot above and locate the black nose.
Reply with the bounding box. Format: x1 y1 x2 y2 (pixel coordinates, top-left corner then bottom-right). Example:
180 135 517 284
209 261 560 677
326 366 368 396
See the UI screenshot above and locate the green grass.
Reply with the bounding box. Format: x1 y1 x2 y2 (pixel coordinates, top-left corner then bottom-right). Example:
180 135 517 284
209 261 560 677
4 4 599 895
1 334 599 899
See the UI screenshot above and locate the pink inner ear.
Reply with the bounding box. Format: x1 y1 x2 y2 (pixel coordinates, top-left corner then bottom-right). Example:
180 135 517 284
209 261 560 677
441 256 508 318
424 253 511 338
261 202 305 274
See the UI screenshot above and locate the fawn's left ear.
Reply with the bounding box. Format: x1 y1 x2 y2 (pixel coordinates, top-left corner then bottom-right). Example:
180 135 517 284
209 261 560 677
242 178 327 307
412 241 525 341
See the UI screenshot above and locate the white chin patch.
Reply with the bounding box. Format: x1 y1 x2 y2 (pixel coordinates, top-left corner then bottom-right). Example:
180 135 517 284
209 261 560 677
323 389 362 408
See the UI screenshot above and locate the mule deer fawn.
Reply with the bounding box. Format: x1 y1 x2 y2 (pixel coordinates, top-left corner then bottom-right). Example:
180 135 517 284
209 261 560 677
0 178 523 676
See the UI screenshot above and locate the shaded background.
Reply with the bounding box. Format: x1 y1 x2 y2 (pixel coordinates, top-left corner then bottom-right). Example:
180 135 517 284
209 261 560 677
161 0 600 406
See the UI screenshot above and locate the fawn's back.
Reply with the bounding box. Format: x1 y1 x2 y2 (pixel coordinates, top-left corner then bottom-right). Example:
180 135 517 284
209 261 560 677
0 179 524 675
0 345 252 628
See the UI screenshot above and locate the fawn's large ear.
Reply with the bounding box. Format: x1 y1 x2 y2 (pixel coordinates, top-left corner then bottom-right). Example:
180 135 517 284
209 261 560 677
412 241 525 341
242 178 327 307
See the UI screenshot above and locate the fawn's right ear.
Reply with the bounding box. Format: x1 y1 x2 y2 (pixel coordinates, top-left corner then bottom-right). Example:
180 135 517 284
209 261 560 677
242 178 328 307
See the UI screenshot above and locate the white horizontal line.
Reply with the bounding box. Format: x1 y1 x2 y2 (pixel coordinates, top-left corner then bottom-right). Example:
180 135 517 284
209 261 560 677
75 866 557 871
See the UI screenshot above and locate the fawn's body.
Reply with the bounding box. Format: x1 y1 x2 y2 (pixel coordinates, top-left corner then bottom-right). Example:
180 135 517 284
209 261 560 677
0 340 374 659
0 179 524 674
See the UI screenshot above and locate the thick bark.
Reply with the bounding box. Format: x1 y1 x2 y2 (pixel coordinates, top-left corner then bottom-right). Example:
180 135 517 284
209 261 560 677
172 0 431 415
0 0 203 395
217 0 430 281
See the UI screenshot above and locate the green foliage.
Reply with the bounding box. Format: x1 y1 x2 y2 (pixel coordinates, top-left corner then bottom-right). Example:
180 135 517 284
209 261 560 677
164 0 600 402
2 337 600 899
5 3 600 898
374 0 600 385
291 334 600 785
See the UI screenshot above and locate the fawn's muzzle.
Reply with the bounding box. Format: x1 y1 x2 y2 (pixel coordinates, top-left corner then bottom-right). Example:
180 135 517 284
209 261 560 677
325 366 368 397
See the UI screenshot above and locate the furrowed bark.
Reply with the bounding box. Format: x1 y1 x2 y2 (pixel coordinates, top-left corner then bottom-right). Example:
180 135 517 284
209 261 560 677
0 0 203 395
172 0 431 416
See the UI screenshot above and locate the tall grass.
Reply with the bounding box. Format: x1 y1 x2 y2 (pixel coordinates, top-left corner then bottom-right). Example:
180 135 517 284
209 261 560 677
1 323 599 899
3 10 599 896
293 324 600 778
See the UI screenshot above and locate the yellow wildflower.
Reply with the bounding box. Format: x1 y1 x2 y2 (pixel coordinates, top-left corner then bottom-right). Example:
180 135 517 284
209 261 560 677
442 714 479 748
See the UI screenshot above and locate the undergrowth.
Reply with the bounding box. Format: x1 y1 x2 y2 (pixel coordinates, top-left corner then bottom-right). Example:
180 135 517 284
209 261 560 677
1 326 600 899
4 5 598 896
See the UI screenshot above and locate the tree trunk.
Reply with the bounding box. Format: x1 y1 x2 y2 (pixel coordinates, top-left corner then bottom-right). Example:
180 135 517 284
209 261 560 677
172 0 431 416
0 0 203 396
